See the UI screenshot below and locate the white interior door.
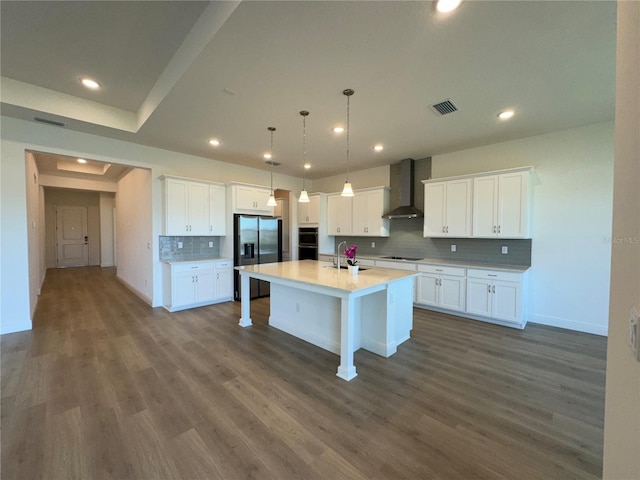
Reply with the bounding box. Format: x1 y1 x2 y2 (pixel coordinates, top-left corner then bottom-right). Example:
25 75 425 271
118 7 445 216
56 206 89 267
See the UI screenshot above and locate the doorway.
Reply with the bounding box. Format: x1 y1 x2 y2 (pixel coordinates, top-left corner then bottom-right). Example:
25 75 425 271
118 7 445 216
56 206 89 267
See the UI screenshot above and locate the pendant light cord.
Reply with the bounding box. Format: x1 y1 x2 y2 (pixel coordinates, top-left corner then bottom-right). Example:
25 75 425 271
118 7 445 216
268 127 275 194
346 93 350 182
302 114 307 190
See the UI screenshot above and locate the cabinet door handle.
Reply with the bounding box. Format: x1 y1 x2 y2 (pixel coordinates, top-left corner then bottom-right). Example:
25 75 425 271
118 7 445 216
487 285 491 293
446 226 449 233
498 225 501 234
216 273 219 280
195 275 198 283
442 226 445 233
492 285 496 293
493 225 497 233
192 276 195 283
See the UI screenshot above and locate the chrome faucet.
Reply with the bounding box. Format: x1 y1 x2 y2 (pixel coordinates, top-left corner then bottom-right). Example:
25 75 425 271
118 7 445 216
336 241 347 270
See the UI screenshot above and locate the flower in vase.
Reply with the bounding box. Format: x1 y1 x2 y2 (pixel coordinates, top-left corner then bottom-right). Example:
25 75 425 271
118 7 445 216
344 244 358 266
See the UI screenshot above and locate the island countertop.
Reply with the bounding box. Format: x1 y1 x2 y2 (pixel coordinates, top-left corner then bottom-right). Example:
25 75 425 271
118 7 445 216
235 260 419 293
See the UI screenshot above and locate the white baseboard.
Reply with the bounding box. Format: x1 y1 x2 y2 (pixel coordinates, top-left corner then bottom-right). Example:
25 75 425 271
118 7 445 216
528 313 608 336
116 275 152 306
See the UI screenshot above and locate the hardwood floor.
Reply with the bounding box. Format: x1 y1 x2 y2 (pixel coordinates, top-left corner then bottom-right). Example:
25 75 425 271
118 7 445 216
1 267 606 479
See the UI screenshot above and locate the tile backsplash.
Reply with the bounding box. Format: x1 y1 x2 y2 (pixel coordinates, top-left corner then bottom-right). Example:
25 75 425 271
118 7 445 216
159 236 221 261
334 218 531 266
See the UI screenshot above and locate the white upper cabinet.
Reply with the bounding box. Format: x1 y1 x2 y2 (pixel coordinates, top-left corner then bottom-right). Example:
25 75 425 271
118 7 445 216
473 169 530 238
229 184 274 215
327 193 353 235
351 188 390 237
423 179 472 237
298 194 321 224
165 178 211 235
208 184 226 235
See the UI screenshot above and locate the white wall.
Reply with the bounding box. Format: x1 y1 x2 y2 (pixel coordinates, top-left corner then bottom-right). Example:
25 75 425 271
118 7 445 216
431 122 614 335
25 151 45 319
0 115 306 332
116 168 153 303
310 164 390 194
1 136 31 334
603 1 640 477
100 193 115 267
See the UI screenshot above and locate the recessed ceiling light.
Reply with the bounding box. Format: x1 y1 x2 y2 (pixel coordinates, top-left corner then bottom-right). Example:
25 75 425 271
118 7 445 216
81 78 100 90
263 153 272 160
498 109 515 120
77 158 87 164
209 139 220 146
436 0 462 13
333 126 344 134
374 145 384 152
304 163 311 170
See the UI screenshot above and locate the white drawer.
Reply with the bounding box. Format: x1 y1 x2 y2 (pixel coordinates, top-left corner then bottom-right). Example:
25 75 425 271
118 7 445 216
375 260 417 271
357 258 375 267
467 268 522 282
418 264 466 277
214 260 233 269
171 261 215 273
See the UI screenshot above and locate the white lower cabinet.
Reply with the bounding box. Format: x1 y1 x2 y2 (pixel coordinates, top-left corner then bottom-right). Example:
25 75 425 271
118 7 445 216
163 259 233 312
416 265 466 312
466 268 524 325
213 260 233 301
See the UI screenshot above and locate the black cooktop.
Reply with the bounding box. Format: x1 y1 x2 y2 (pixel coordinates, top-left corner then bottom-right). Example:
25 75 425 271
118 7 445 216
380 256 424 261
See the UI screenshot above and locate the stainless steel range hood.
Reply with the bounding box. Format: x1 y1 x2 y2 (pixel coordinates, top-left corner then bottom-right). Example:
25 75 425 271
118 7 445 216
383 158 424 219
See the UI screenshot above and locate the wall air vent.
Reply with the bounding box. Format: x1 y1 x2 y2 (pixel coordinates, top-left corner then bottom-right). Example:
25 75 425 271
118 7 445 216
430 99 458 116
34 117 65 127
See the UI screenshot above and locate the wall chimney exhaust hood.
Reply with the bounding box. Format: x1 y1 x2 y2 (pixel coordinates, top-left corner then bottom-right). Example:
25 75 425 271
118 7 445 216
383 158 424 219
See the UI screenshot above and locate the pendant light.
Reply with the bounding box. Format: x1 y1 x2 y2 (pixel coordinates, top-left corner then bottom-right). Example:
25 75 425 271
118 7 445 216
341 88 355 197
299 110 310 203
266 126 278 207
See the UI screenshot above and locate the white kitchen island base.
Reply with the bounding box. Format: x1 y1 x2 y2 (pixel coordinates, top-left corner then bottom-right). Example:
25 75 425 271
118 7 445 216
236 261 418 381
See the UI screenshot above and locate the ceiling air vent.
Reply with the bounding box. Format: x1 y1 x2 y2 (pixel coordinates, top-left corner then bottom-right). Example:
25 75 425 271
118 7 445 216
34 117 65 127
430 99 458 116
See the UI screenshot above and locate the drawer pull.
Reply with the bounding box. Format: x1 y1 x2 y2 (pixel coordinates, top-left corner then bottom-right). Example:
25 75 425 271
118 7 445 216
488 274 497 277
435 269 443 272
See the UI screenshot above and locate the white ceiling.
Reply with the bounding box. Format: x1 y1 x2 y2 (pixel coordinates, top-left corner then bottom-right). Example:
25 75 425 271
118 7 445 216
1 1 616 179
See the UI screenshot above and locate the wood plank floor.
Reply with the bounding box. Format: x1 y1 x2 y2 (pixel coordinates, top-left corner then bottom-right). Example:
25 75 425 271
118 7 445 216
1 267 606 479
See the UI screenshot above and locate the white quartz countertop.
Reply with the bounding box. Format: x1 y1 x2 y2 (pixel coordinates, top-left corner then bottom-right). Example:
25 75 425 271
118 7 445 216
162 257 231 265
235 260 419 293
319 253 529 272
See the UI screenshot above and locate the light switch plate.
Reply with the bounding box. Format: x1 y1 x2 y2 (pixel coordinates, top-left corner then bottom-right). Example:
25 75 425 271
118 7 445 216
371 241 376 248
501 246 508 254
209 241 214 248
451 244 456 252
178 242 183 249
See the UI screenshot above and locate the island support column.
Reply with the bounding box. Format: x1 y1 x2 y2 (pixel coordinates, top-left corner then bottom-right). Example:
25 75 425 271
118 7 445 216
238 271 252 327
336 295 357 381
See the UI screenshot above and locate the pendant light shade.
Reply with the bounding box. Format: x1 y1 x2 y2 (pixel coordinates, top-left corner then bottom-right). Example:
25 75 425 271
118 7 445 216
299 110 310 203
341 182 354 197
266 127 278 207
341 89 355 197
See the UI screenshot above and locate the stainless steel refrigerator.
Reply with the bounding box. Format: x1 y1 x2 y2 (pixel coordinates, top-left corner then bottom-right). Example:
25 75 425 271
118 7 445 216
233 214 282 301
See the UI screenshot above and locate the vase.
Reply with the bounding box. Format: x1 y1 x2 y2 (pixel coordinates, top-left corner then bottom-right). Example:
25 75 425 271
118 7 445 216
348 265 359 275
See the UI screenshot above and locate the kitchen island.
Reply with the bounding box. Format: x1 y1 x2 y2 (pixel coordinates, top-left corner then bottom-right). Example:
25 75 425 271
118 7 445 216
235 260 420 381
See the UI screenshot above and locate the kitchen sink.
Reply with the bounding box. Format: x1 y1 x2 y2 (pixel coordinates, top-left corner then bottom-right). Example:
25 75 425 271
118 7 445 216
325 265 369 271
380 256 424 261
